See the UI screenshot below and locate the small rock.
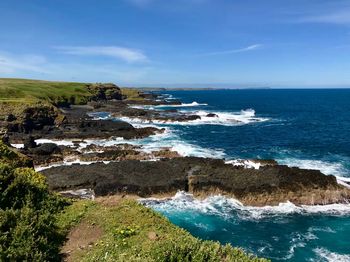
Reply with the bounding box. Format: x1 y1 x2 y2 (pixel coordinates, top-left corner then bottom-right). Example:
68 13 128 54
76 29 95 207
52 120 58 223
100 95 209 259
6 114 17 122
23 136 37 149
148 231 158 240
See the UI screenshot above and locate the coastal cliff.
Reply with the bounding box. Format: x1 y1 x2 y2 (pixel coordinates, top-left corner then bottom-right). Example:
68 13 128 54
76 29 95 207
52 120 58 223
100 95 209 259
2 78 350 261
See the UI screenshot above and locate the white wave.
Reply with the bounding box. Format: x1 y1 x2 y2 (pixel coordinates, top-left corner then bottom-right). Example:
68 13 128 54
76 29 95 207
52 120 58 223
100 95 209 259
35 159 111 172
140 191 350 220
32 128 225 164
10 143 24 149
129 101 207 110
314 248 350 262
88 112 111 120
336 176 350 189
36 138 76 147
308 226 336 234
277 158 347 177
128 129 226 159
115 108 269 127
180 108 269 126
155 101 208 107
225 159 261 169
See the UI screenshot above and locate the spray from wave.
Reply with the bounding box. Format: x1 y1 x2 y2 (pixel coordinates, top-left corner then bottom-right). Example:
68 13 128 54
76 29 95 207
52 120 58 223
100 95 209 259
141 191 350 220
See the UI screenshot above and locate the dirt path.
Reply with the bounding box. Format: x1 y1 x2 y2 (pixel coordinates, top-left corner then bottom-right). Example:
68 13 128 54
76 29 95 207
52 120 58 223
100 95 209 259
61 220 103 262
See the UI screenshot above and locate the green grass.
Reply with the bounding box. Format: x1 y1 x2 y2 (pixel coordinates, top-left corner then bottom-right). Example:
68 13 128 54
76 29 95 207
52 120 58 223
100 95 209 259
121 88 144 101
57 198 269 262
0 78 147 104
0 78 91 105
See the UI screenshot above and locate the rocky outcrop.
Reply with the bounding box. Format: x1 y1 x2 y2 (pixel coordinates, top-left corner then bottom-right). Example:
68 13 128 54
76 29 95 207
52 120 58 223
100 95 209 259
4 105 61 134
41 157 350 206
87 83 123 101
45 119 162 140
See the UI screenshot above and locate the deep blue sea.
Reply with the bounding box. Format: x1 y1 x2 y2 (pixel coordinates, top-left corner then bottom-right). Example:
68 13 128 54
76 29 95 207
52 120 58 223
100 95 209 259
135 89 350 262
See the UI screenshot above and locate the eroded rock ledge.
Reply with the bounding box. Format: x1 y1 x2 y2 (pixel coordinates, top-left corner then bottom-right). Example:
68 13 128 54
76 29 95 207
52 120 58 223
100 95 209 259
41 157 350 206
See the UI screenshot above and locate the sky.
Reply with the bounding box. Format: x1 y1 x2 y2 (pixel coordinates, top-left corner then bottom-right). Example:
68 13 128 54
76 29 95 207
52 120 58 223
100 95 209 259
0 0 350 87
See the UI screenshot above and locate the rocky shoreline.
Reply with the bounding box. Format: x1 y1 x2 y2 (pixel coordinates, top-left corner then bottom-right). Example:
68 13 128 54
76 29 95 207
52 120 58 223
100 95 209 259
2 84 350 206
41 157 350 206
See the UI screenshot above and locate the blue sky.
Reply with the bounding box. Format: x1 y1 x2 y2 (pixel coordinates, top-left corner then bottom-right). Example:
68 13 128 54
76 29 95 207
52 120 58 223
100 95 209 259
1 0 350 87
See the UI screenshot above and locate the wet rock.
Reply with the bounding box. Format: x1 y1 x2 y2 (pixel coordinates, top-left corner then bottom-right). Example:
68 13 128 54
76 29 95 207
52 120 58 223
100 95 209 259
1 133 10 146
41 157 350 206
152 149 181 158
30 143 60 155
6 114 17 122
139 92 159 100
206 113 218 117
23 136 37 149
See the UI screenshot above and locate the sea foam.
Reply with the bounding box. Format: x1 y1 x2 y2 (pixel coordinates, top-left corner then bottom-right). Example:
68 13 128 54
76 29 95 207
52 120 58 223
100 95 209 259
141 191 350 220
314 248 350 262
114 108 269 127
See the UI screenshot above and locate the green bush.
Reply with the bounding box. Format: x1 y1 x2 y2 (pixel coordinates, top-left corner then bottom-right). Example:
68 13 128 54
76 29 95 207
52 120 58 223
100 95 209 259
0 206 64 261
0 142 69 261
0 142 32 168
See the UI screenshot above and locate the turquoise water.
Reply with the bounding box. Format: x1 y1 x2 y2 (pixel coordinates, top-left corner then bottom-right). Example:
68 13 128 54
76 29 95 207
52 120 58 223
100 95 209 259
138 89 350 261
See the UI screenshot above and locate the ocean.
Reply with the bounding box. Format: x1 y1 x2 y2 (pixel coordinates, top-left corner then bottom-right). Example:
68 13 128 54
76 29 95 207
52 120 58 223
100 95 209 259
131 89 350 262
86 89 350 261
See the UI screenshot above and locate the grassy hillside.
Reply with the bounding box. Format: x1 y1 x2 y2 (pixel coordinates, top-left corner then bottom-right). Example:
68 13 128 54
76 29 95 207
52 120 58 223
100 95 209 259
57 197 268 262
0 78 91 105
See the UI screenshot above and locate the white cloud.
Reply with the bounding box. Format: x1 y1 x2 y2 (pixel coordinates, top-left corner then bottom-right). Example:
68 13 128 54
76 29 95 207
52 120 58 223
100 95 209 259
55 46 148 63
199 44 262 56
298 10 350 25
0 50 153 85
0 53 49 74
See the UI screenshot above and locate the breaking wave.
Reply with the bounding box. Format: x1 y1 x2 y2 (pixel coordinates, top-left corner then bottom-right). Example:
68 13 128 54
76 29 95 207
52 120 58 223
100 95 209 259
141 191 350 220
314 248 350 262
114 108 269 127
155 101 208 107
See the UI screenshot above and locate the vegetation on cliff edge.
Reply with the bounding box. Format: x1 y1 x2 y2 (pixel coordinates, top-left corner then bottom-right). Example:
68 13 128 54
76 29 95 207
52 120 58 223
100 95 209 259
0 140 69 261
0 141 268 261
57 197 268 262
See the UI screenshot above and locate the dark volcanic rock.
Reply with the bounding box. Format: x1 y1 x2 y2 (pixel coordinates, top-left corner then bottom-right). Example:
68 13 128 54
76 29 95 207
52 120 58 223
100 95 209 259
138 92 159 100
51 119 162 140
30 143 60 155
5 114 17 122
42 160 189 197
23 136 37 149
41 157 350 206
206 113 218 117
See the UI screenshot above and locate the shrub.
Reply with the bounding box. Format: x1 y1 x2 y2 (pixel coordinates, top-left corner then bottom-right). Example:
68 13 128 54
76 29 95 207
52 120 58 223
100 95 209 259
0 206 64 261
0 142 69 261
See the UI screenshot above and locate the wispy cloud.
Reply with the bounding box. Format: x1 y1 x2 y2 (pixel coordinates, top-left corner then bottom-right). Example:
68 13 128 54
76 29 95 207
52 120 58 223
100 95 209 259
55 46 148 63
298 10 350 25
126 0 154 7
0 50 153 85
199 44 263 56
0 53 49 74
125 0 209 8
